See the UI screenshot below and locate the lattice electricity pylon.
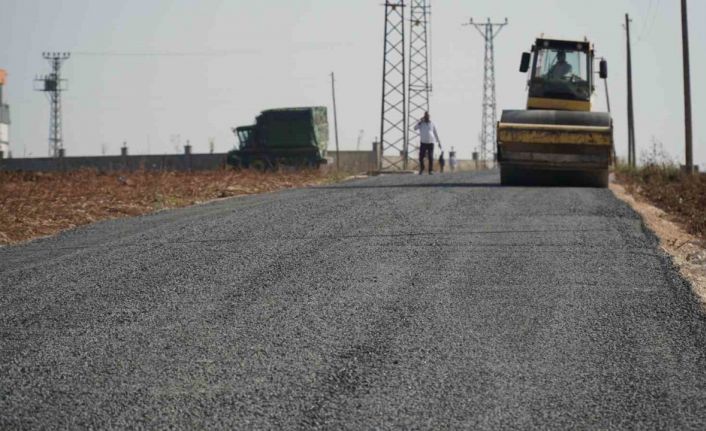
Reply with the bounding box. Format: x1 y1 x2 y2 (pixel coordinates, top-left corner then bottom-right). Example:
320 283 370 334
465 18 507 164
406 0 432 170
35 52 71 157
379 1 407 171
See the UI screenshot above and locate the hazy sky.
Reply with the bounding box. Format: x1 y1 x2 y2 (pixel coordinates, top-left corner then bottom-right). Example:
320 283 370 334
1 0 704 166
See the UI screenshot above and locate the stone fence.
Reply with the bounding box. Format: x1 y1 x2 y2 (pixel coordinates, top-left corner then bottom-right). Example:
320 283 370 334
0 152 227 172
0 148 485 174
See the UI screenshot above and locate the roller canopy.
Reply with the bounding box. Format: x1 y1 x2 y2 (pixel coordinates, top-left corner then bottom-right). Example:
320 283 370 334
500 110 612 128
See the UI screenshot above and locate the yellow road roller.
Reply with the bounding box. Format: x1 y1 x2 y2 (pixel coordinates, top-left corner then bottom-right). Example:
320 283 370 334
497 37 613 187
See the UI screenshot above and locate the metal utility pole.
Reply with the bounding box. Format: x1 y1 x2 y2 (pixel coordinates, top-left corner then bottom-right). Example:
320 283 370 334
624 14 636 167
379 1 407 171
330 72 341 171
680 0 693 173
35 52 71 158
407 0 432 170
466 18 507 165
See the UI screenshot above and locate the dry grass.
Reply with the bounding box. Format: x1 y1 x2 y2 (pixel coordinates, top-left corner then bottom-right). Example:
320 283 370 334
0 169 346 245
616 164 706 240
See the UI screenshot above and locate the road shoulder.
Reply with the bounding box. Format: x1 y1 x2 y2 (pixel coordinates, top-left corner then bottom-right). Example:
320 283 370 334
611 182 706 308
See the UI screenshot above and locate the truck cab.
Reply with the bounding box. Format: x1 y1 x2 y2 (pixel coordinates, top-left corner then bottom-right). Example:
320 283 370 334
235 126 255 150
227 107 329 170
496 37 613 187
521 38 607 112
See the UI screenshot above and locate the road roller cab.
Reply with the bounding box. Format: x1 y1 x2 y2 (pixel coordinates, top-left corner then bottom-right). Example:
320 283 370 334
497 37 613 187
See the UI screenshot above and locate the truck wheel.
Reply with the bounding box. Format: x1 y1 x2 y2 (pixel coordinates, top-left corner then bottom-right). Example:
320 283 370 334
250 159 268 171
274 158 287 170
500 165 522 186
502 166 609 188
585 169 609 188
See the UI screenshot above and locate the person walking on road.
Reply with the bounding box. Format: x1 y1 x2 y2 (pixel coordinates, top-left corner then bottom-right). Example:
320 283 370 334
414 112 442 175
449 147 457 172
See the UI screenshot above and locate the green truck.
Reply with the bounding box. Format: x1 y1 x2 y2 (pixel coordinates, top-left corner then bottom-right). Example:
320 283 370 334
227 107 329 169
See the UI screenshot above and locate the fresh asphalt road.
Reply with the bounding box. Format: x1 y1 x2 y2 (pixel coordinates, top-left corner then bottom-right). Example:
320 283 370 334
2 170 706 429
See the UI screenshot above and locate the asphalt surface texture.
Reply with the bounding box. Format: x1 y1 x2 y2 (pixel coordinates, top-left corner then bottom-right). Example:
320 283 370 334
2 170 706 429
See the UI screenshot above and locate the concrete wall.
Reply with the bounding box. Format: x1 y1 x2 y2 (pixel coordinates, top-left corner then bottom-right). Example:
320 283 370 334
0 153 228 172
0 149 491 174
368 141 493 173
375 154 490 173
454 160 495 171
326 151 377 174
0 152 371 173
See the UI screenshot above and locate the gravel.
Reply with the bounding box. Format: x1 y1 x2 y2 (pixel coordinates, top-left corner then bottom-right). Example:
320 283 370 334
2 170 706 429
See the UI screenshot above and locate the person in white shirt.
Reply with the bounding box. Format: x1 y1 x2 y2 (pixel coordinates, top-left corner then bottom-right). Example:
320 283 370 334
414 112 442 175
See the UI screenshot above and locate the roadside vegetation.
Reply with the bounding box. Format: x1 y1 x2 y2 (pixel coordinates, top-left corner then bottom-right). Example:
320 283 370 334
615 140 705 240
0 168 351 245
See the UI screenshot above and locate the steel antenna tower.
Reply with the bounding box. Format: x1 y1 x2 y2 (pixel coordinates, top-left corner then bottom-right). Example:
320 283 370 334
379 1 407 171
407 0 432 170
466 18 507 165
35 52 71 157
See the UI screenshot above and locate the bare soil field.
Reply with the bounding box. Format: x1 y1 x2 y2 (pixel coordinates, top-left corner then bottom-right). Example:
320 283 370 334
616 167 706 239
613 168 706 306
0 169 341 245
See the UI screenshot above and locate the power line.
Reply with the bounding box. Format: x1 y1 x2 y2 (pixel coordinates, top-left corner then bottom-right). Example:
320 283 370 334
379 1 407 171
35 52 71 158
635 0 662 43
464 17 507 164
72 50 259 57
72 43 356 58
407 0 432 171
637 0 655 36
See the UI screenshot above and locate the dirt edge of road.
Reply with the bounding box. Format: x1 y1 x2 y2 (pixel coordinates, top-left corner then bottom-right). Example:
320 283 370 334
611 182 706 308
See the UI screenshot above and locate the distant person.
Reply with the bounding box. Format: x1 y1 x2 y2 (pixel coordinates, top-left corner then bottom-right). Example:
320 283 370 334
548 50 573 79
438 152 445 173
414 112 442 175
449 147 457 172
